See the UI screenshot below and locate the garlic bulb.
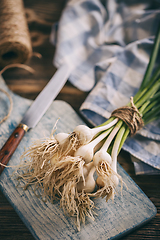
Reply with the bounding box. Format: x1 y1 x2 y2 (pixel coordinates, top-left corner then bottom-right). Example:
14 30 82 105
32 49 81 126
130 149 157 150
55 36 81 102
73 118 118 145
55 132 69 144
74 144 94 164
74 129 112 163
93 150 112 167
77 162 96 193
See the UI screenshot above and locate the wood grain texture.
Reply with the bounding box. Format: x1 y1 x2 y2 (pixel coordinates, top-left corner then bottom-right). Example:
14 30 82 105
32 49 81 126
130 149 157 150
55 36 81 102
0 0 160 239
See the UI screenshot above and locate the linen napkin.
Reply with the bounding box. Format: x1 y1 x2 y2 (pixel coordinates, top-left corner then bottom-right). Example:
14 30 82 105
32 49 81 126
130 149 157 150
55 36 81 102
50 0 160 175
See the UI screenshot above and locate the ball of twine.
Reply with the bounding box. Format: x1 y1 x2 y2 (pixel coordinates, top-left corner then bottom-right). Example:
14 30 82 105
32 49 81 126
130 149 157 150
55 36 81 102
111 97 144 135
0 0 32 68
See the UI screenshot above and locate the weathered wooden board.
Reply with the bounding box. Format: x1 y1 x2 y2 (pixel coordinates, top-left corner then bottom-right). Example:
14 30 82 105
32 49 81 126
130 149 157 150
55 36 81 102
0 76 157 240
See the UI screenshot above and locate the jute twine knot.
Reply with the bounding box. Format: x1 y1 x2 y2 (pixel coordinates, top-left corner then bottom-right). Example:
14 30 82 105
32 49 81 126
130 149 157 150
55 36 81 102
0 0 32 68
111 97 144 135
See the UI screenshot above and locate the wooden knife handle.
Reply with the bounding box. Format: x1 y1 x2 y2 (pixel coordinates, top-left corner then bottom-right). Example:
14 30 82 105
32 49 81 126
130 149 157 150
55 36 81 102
0 124 29 174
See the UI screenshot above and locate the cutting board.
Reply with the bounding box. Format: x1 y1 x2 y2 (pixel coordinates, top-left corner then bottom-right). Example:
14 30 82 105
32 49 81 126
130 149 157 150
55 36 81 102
0 75 157 240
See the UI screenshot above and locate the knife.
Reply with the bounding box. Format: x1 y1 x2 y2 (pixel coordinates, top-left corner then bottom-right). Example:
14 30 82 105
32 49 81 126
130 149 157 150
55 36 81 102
0 63 71 174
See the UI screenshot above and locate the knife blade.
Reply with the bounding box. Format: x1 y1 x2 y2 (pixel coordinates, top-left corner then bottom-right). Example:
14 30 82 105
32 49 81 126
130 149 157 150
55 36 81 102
0 63 71 174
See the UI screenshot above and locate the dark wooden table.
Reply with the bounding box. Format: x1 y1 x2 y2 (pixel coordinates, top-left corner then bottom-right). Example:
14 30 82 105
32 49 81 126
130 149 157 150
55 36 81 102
0 1 160 239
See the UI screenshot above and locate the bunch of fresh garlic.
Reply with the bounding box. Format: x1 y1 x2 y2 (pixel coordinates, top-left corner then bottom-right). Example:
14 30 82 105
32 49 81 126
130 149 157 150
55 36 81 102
17 26 160 231
17 117 122 230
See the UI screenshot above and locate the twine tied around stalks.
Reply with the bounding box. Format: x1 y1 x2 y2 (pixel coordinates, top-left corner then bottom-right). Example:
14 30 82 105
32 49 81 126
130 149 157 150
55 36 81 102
111 97 144 135
0 0 32 68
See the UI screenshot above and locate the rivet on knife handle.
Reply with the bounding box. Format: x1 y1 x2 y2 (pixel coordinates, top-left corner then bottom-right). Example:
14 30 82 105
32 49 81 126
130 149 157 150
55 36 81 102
0 123 29 174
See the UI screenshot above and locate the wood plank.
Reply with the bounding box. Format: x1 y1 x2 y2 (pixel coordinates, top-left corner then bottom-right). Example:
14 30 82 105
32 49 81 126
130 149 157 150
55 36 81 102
0 0 160 239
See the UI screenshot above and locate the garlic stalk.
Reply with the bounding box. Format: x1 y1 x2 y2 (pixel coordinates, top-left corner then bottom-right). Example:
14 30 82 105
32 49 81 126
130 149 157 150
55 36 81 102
74 127 113 163
111 122 125 173
93 120 124 200
73 117 118 145
93 121 122 167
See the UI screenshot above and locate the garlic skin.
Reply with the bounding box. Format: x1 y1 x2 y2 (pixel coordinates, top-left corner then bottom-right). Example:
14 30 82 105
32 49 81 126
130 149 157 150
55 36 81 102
73 125 94 145
82 162 94 178
74 128 112 164
110 174 119 188
73 119 118 145
74 144 94 164
96 175 105 188
50 152 59 165
93 150 112 167
77 163 96 193
55 132 69 144
96 174 119 189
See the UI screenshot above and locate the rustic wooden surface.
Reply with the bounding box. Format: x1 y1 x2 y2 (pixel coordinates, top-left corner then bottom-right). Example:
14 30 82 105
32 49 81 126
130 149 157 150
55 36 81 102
0 0 160 239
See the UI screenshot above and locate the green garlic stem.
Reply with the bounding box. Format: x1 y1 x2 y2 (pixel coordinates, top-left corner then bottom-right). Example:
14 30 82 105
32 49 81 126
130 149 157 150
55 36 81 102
88 128 113 149
110 27 160 156
140 100 158 116
134 65 160 104
138 100 151 115
149 91 160 102
118 125 130 154
97 27 160 157
143 114 160 125
92 118 118 136
140 25 160 90
100 121 123 151
96 117 116 129
135 79 160 108
111 123 126 172
143 104 160 124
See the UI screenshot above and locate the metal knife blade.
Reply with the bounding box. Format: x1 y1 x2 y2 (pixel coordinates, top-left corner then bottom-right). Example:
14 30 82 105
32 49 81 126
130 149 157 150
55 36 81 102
0 63 71 174
21 64 70 129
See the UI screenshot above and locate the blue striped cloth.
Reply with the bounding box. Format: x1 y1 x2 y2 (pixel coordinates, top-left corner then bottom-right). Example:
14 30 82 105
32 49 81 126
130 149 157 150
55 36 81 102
50 0 160 175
